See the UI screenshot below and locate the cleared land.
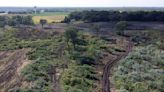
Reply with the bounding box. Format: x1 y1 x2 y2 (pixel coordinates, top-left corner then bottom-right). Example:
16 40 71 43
0 49 31 91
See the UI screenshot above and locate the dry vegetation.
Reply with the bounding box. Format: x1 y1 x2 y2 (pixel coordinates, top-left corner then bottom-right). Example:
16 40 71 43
32 12 69 24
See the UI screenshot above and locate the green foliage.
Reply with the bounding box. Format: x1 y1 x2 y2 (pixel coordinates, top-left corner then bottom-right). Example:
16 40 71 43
62 16 71 23
0 29 23 50
66 11 164 22
8 88 27 92
0 24 115 92
0 28 63 91
91 24 101 36
40 19 47 28
62 65 98 92
157 42 164 50
0 16 8 28
113 45 164 92
115 21 128 31
75 39 88 46
77 56 95 65
0 27 58 51
61 32 107 92
130 30 163 45
115 21 128 35
64 27 78 49
21 39 62 91
7 15 34 26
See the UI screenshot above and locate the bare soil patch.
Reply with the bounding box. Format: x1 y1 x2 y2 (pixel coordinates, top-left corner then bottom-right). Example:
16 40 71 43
0 49 31 91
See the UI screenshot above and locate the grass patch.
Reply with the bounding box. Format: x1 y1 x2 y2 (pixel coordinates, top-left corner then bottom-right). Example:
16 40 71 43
32 12 69 24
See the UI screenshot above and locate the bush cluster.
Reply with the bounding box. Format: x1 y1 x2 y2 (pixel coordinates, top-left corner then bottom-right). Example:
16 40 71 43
113 45 164 92
64 11 164 23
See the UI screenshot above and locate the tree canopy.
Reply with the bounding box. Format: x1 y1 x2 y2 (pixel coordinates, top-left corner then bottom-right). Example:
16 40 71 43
64 10 164 22
0 15 33 27
64 27 78 49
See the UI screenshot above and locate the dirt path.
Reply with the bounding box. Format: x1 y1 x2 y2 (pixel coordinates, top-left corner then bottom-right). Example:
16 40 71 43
0 49 31 91
102 38 133 92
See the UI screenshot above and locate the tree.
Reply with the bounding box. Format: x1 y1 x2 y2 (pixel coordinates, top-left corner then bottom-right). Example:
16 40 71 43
22 16 33 25
12 16 23 26
66 11 164 22
62 16 70 23
64 27 78 49
115 21 128 35
91 24 101 37
40 19 47 28
0 16 8 28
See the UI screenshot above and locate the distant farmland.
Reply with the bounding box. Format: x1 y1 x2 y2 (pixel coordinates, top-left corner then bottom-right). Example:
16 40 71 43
32 12 69 24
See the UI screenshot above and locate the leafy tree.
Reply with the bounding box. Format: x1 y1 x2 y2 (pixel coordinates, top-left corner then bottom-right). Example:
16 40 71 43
12 16 23 26
66 11 164 22
22 16 33 25
91 24 101 37
115 21 128 35
40 19 47 28
62 16 71 23
7 15 33 26
0 16 8 28
68 11 83 21
64 27 78 49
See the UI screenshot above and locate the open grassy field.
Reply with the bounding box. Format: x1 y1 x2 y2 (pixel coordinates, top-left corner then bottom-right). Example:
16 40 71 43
0 12 69 24
32 12 69 24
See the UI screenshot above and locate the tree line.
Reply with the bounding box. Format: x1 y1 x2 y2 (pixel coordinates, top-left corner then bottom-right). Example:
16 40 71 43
63 10 164 23
0 15 33 27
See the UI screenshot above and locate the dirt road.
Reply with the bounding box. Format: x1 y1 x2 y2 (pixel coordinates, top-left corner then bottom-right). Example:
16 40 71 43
102 38 133 92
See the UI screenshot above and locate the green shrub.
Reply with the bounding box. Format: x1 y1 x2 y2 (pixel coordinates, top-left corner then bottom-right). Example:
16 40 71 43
78 56 95 65
113 45 164 92
62 65 96 92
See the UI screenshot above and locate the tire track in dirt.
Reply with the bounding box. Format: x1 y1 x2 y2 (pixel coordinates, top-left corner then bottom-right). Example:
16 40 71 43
0 49 31 91
102 38 133 92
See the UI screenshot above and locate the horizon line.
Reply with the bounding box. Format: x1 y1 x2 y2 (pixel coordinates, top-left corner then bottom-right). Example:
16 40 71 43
0 6 164 8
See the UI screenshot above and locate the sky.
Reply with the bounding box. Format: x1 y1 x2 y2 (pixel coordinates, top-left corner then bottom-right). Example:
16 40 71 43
0 0 164 7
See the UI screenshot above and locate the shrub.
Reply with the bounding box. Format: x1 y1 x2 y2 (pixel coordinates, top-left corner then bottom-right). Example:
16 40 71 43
78 56 95 65
113 45 164 92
